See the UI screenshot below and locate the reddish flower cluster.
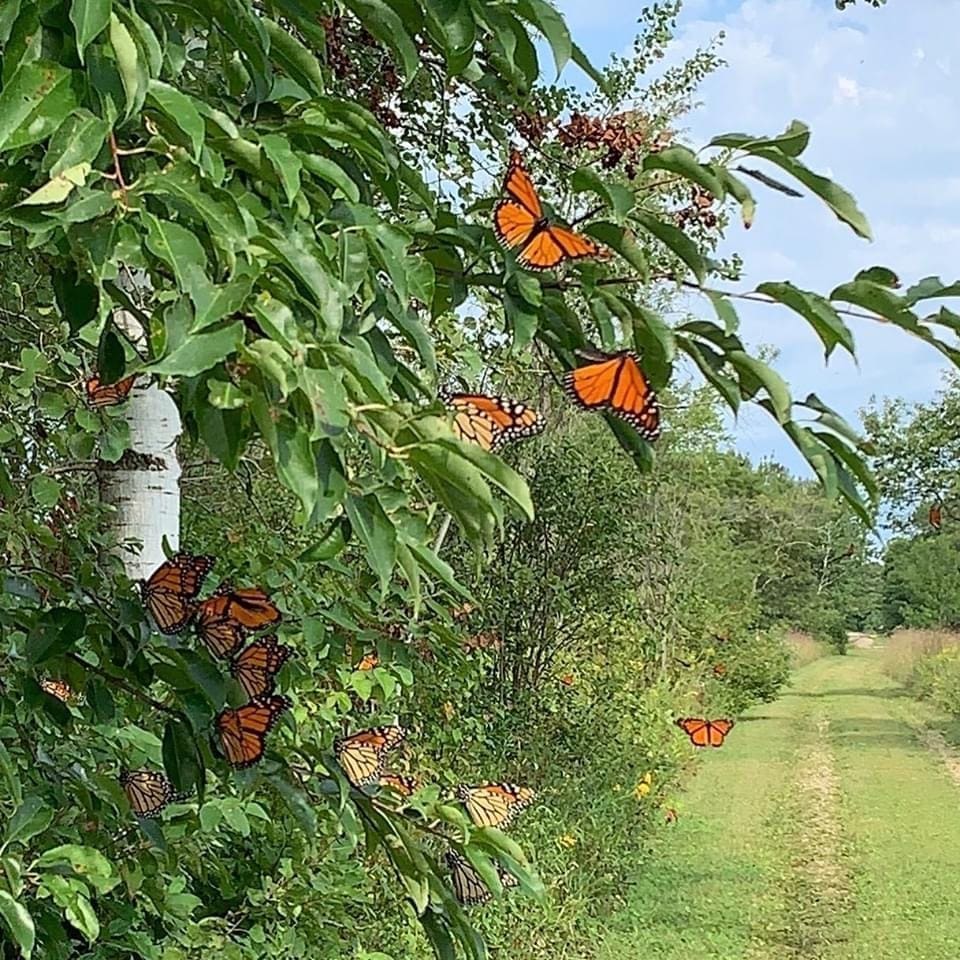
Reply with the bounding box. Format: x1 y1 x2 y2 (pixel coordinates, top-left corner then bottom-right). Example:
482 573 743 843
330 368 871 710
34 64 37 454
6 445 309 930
556 110 671 179
320 14 401 128
676 186 717 229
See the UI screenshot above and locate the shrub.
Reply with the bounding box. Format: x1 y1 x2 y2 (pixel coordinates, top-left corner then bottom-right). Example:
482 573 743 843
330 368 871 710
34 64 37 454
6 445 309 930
786 631 830 668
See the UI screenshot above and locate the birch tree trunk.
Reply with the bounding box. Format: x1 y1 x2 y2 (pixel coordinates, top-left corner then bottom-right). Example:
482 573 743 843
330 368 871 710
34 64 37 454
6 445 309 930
97 296 181 581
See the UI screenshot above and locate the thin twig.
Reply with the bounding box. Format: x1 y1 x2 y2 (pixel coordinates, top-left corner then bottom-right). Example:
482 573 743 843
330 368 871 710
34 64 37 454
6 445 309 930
67 653 181 718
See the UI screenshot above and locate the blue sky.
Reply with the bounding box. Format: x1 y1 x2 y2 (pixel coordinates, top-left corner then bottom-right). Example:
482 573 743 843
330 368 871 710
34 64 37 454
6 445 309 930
556 0 960 474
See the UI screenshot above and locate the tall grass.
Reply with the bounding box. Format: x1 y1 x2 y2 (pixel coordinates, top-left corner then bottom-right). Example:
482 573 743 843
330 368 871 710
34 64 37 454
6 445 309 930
880 628 960 684
786 631 830 669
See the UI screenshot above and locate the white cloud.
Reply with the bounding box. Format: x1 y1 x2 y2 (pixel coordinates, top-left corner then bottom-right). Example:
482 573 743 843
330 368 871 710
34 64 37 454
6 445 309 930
558 0 960 475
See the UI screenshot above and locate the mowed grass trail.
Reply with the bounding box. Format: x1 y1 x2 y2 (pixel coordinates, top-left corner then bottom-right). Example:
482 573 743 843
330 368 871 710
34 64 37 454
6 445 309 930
599 648 960 960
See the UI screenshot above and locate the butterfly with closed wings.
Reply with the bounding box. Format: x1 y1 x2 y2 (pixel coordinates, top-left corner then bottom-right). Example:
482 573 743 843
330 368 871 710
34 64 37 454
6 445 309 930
457 782 536 829
494 150 601 271
334 725 406 788
442 389 545 453
85 373 137 408
120 769 185 819
140 553 215 635
445 849 518 906
196 583 281 659
216 695 292 769
230 636 293 699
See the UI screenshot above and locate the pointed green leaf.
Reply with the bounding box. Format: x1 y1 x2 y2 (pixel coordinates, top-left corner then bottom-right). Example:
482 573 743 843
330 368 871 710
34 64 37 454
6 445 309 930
644 146 725 198
584 221 648 280
0 61 79 153
342 0 419 84
756 281 855 358
146 80 204 160
514 0 571 76
0 891 34 958
631 210 706 283
70 0 111 63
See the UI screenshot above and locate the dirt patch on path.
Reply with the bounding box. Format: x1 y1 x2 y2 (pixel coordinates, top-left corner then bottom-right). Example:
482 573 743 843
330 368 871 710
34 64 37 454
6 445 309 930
917 727 960 787
774 715 854 958
847 632 877 649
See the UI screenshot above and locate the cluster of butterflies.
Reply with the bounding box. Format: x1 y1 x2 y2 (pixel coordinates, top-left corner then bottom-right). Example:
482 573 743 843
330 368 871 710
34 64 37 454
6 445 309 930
332 722 536 906
83 152 664 453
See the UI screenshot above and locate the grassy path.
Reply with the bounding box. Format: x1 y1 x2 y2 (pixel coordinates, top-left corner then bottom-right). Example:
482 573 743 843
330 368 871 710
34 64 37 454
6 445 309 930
599 648 960 959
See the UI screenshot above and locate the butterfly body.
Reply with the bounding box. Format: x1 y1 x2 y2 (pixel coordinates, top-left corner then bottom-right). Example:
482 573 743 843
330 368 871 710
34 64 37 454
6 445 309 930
334 725 406 788
456 781 535 829
675 717 734 748
216 695 291 768
141 553 215 634
494 150 601 271
563 350 661 441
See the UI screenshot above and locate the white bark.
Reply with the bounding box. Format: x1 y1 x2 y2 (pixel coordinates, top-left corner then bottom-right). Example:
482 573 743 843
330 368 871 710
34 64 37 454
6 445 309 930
98 301 181 581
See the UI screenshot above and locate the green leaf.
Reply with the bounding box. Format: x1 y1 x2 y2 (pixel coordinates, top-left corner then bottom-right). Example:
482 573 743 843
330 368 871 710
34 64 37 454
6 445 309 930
270 776 318 837
33 845 116 894
705 290 738 335
902 276 960 306
570 41 607 92
345 494 397 594
714 168 756 229
756 281 855 359
631 210 706 283
514 0 571 76
643 146 725 198
570 166 633 218
70 0 111 63
0 61 80 154
153 322 244 379
142 213 216 319
710 119 811 157
4 798 53 849
342 0 419 84
422 0 476 74
0 891 34 958
29 475 62 510
26 608 84 664
162 719 201 794
97 326 125 383
109 13 143 119
43 109 109 178
261 134 302 205
146 80 204 160
855 265 899 288
584 221 648 280
262 17 324 95
727 351 791 422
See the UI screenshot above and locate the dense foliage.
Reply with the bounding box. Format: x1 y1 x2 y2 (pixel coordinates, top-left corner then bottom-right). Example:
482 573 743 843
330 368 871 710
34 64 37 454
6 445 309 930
0 0 952 957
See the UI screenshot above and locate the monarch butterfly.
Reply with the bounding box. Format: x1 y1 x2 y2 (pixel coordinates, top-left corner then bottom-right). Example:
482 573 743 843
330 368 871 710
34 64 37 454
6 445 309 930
664 807 679 825
357 652 379 671
230 636 294 699
456 782 535 829
140 553 215 634
196 584 280 658
85 374 137 408
559 673 575 687
712 663 727 679
334 725 406 788
930 503 943 530
675 717 735 748
441 390 545 453
563 350 661 441
378 773 419 797
119 769 181 818
494 150 601 271
40 678 74 702
445 850 518 906
216 695 291 769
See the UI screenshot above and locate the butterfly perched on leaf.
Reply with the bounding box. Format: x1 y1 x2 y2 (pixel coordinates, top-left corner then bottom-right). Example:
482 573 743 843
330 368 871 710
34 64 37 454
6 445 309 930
230 636 293 699
675 717 735 748
378 773 419 797
85 373 137 408
456 782 535 829
120 769 184 819
563 350 661 441
334 725 406 788
140 553 215 634
357 652 379 671
40 678 74 703
712 663 727 679
494 150 601 271
196 583 281 658
445 849 518 906
216 695 291 769
441 389 545 453
930 503 943 530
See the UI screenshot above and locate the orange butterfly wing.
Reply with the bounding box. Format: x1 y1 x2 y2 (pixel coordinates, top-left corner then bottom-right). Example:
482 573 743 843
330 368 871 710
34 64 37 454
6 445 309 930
230 636 293 699
494 201 538 251
676 717 733 748
40 679 73 702
334 725 406 787
85 374 137 408
930 504 943 530
502 150 542 217
444 392 545 451
563 352 661 441
357 652 379 671
216 695 291 768
379 773 419 797
214 584 282 630
518 224 600 271
142 553 215 634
